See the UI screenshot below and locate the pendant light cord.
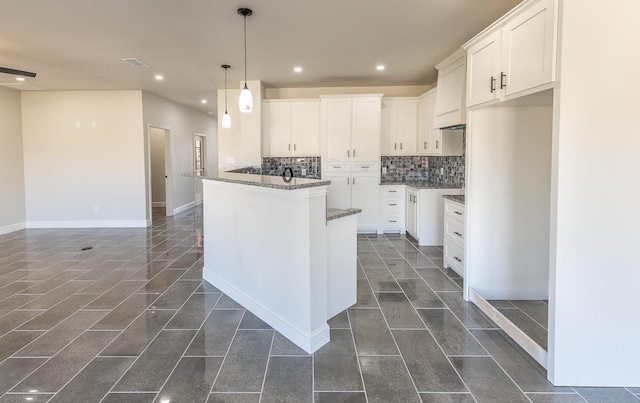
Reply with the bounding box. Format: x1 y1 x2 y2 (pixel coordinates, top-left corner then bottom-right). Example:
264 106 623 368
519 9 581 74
243 13 248 86
224 67 228 113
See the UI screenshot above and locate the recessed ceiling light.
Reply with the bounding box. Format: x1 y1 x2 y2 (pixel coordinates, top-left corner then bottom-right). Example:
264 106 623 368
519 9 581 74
208 112 213 115
155 75 163 80
16 77 25 81
377 65 385 71
201 99 207 104
294 66 302 73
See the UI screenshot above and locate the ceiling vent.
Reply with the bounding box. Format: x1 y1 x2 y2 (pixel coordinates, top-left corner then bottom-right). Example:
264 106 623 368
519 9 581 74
121 58 151 68
0 82 44 91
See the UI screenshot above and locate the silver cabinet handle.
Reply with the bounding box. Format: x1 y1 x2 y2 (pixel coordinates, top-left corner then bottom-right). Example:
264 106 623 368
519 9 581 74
453 231 462 237
362 166 369 168
490 76 496 93
347 177 349 185
333 166 341 169
424 141 427 149
288 144 291 151
389 203 397 206
454 211 462 215
400 142 403 150
436 140 440 149
353 149 356 157
353 177 356 185
454 256 462 262
394 143 397 150
389 190 397 193
389 220 397 223
500 72 507 89
347 150 350 158
294 143 296 151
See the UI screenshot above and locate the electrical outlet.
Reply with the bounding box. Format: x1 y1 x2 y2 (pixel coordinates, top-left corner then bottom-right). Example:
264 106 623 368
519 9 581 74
91 121 97 128
75 121 81 128
440 167 444 175
301 168 306 176
94 205 99 213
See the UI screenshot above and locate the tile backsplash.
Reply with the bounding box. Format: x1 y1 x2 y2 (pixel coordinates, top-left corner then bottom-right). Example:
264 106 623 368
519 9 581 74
261 156 321 179
381 155 465 187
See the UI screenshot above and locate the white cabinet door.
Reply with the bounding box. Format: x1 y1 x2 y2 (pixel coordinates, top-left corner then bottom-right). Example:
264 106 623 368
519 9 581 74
352 172 380 233
405 188 418 238
324 171 351 209
433 49 466 129
381 99 398 155
351 97 381 161
417 94 430 155
263 101 292 156
322 99 352 162
292 101 320 156
397 99 418 155
467 30 502 108
502 0 557 96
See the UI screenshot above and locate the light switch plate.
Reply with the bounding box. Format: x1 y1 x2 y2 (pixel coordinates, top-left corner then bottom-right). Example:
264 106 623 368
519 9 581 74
301 168 306 176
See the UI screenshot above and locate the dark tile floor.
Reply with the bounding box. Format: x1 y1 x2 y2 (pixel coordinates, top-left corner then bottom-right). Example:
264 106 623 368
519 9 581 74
0 205 637 402
487 299 549 350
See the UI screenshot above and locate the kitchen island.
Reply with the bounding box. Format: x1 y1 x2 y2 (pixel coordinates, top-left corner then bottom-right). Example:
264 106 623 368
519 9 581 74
190 171 360 353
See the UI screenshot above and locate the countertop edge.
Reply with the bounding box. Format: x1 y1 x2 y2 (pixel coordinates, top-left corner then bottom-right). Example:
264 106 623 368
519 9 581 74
442 194 465 205
183 172 331 190
326 208 362 221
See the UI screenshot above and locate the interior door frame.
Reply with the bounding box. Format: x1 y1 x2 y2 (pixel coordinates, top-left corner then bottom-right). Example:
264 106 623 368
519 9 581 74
146 124 173 221
194 133 207 203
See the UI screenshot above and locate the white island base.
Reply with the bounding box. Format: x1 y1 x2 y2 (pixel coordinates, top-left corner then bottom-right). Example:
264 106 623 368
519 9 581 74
200 174 359 353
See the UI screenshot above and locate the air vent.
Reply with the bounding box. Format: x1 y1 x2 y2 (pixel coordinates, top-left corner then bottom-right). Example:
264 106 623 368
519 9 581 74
0 82 44 91
121 58 151 68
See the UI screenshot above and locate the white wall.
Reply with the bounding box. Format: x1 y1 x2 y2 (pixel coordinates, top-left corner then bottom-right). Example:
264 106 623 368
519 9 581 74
0 86 26 234
21 90 147 227
142 92 217 217
217 80 263 171
548 0 640 386
466 105 552 299
149 127 166 206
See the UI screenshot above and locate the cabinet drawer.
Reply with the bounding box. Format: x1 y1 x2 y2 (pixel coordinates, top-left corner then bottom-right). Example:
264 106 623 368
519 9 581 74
382 198 402 213
444 218 464 248
381 185 405 198
444 241 464 276
325 163 349 172
352 163 378 172
382 213 403 229
444 201 465 222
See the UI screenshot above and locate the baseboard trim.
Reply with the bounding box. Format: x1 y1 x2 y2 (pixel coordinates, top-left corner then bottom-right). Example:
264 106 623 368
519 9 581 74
173 201 197 215
0 222 26 235
469 288 548 369
26 220 148 229
152 202 166 208
203 267 330 354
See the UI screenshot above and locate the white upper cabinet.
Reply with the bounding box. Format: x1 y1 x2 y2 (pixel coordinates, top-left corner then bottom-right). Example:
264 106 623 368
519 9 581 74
263 99 320 156
381 98 418 156
433 48 467 129
322 95 382 163
464 0 558 108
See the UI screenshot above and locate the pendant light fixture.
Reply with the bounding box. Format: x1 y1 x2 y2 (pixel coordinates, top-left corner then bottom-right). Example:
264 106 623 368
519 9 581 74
237 7 253 113
221 64 231 128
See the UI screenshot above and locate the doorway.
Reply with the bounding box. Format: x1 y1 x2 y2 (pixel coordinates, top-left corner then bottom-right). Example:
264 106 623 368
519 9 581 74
194 133 206 203
149 126 172 218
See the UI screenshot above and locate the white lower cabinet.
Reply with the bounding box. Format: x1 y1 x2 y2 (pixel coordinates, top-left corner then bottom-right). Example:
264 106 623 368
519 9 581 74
324 163 379 233
404 187 464 246
405 187 419 239
443 199 465 276
381 185 405 233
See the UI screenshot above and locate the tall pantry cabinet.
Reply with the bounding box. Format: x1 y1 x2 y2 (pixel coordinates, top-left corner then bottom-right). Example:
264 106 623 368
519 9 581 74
321 95 382 233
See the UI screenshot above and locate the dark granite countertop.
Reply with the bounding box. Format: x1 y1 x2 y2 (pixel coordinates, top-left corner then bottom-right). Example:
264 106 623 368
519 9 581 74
183 171 330 190
380 180 463 190
326 207 362 221
443 195 465 205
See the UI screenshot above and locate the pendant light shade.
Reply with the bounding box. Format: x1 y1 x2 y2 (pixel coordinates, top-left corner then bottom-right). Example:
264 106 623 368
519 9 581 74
238 8 253 113
221 64 232 128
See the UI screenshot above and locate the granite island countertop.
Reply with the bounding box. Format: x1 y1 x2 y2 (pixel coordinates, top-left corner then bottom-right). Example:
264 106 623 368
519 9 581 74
184 171 330 190
442 194 465 205
326 207 362 221
380 180 463 190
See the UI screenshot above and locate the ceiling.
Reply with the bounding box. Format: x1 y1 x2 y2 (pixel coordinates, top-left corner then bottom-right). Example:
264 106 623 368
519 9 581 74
0 0 522 116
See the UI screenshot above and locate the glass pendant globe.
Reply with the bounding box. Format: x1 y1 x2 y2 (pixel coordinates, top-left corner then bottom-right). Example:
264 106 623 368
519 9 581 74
238 85 253 113
221 112 231 128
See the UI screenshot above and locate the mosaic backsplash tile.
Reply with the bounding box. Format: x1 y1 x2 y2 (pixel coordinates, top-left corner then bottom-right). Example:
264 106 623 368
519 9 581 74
261 156 321 179
380 154 465 187
380 156 429 182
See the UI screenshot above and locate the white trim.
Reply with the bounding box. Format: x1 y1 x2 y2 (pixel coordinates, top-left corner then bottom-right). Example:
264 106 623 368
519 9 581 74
26 220 148 228
203 268 330 354
0 222 26 235
469 288 548 369
173 201 197 215
152 202 166 208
